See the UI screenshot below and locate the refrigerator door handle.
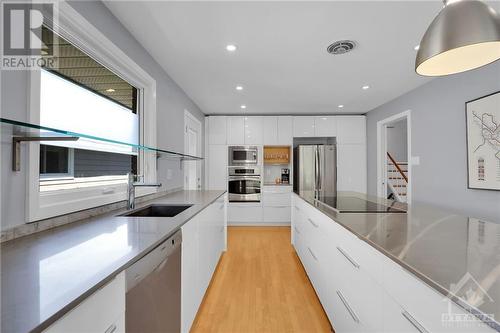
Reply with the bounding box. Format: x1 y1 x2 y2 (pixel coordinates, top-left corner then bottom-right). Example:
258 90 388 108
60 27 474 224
317 147 322 191
314 146 319 194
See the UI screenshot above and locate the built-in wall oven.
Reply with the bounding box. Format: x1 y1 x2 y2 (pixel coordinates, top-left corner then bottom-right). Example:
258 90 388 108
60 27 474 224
228 146 258 165
228 166 261 202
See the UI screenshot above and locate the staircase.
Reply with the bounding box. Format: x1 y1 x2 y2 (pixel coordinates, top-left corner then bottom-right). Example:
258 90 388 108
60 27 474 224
386 152 408 203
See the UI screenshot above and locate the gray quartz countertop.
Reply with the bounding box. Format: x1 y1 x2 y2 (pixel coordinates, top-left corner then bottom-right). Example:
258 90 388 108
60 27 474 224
1 190 226 333
297 190 500 332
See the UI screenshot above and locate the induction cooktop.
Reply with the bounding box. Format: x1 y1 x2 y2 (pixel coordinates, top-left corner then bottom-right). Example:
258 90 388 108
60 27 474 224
316 196 406 213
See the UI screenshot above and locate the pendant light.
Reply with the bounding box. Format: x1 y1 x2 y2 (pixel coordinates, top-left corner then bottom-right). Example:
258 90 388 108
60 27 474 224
415 0 500 76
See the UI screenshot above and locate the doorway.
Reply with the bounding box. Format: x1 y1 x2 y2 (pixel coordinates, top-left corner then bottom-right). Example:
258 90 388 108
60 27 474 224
184 110 202 190
377 111 412 203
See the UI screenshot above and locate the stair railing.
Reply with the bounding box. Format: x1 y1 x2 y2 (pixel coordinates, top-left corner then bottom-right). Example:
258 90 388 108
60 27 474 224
387 152 408 183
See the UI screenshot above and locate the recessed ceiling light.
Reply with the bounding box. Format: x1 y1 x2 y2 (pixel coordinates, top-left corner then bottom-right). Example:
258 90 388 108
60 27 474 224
338 104 344 108
362 85 370 90
414 45 420 51
226 44 237 52
106 88 115 92
240 105 247 109
236 85 243 91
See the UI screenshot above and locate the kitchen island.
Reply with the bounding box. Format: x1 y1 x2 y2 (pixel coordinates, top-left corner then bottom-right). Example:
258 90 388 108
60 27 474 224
293 191 500 332
1 190 226 333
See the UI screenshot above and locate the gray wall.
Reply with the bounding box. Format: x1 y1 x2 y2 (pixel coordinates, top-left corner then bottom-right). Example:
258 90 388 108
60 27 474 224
366 61 500 222
386 119 408 162
0 0 205 230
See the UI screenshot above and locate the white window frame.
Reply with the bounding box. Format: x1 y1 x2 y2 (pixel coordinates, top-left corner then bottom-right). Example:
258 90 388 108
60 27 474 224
27 2 157 222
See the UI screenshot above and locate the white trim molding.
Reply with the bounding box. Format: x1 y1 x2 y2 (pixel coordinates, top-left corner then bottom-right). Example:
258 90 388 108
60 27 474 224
27 1 157 221
376 110 412 204
184 109 202 190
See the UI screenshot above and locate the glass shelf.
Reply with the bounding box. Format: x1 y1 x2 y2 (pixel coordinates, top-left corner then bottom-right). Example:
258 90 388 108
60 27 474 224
0 117 203 162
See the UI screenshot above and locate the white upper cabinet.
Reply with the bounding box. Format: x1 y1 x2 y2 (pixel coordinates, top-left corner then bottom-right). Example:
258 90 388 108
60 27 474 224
293 116 315 137
314 116 337 137
244 116 263 145
337 116 366 144
208 116 227 145
263 116 278 145
277 116 293 145
337 144 367 193
227 117 245 145
207 145 227 190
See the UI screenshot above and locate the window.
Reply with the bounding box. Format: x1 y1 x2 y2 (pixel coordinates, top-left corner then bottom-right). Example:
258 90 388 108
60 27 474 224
39 145 73 179
39 26 139 191
28 3 157 222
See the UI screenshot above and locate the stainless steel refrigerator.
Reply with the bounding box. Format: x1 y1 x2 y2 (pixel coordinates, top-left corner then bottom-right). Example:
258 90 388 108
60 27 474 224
293 144 337 197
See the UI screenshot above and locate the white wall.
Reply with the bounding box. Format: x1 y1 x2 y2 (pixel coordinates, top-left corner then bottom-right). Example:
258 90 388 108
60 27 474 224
366 61 500 222
0 1 206 230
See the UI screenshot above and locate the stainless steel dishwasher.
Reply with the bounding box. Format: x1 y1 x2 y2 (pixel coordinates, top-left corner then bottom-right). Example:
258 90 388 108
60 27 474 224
125 230 182 333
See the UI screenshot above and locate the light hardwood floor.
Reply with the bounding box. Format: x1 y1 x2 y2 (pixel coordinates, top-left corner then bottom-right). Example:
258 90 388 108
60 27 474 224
191 226 333 333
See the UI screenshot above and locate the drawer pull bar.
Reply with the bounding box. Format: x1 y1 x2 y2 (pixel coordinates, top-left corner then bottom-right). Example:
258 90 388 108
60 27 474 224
336 246 360 268
104 324 117 333
307 218 319 228
294 226 301 235
336 290 360 323
219 204 225 210
294 206 300 211
401 310 429 333
307 247 318 261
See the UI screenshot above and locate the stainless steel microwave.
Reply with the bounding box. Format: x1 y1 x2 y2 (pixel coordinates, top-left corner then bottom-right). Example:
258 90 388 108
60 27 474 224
228 146 258 165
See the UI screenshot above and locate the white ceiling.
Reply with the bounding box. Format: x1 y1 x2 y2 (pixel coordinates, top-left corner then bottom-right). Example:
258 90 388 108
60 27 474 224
104 1 447 115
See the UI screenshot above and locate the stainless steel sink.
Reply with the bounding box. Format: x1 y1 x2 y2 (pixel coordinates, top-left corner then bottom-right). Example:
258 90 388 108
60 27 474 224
120 204 193 217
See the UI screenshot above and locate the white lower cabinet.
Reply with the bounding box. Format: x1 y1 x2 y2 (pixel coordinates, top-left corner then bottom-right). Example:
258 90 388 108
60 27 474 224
228 203 263 224
291 194 495 333
181 195 227 333
44 272 125 333
262 186 292 224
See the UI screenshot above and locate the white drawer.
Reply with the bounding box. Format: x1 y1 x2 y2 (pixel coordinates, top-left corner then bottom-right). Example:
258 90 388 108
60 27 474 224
381 255 494 333
228 204 262 223
263 206 291 222
44 272 125 333
332 223 384 285
263 192 291 207
263 185 292 193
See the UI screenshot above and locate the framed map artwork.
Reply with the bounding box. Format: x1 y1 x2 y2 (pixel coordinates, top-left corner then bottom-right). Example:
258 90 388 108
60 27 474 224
466 91 500 191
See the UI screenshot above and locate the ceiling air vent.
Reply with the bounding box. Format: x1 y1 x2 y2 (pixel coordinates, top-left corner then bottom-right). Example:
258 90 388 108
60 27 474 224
327 40 356 55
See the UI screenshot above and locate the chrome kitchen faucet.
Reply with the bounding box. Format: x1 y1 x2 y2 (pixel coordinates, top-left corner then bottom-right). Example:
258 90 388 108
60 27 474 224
127 173 162 210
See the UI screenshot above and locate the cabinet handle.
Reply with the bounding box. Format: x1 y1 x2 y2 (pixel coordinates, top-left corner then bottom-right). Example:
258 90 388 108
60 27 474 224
220 226 224 233
401 310 429 333
307 247 318 261
104 324 117 333
294 226 301 235
307 218 319 228
294 206 300 211
219 204 224 210
336 290 360 323
336 246 360 268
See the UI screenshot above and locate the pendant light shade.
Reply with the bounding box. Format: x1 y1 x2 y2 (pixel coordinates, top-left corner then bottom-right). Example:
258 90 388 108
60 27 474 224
416 0 500 76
